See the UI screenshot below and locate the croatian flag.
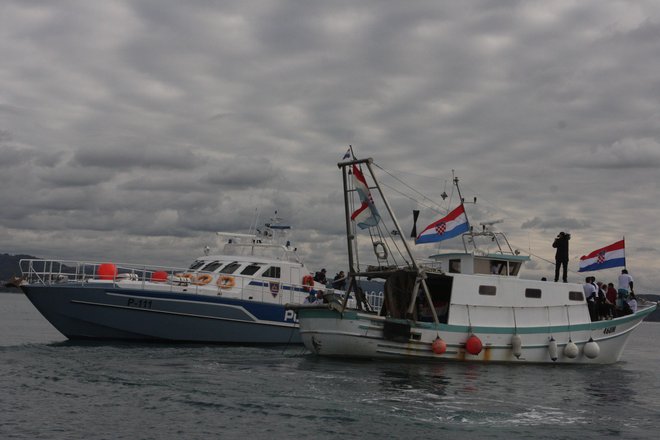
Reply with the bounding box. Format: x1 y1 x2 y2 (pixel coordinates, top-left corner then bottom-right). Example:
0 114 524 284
350 165 381 229
416 204 469 244
578 239 626 272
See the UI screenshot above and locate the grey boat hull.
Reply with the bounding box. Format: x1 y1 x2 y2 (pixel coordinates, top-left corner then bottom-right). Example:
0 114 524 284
22 284 302 344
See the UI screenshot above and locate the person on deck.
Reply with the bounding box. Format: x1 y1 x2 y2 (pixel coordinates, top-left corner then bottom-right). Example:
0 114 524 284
583 276 598 321
617 269 634 309
314 268 327 285
332 271 346 290
553 232 570 282
627 292 638 314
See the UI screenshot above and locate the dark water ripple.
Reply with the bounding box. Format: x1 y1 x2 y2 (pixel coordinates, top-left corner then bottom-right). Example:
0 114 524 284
1 293 659 440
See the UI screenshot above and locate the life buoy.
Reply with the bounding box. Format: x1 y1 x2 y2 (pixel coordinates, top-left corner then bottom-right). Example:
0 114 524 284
194 274 213 285
217 275 235 289
302 275 314 292
373 241 388 260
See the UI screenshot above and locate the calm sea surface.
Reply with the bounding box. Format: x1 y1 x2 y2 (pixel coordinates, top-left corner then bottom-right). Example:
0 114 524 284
1 292 659 440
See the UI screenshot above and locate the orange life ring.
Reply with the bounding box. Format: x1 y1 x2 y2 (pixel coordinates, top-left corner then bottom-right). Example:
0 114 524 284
176 273 194 280
302 275 314 292
217 275 236 289
194 274 213 285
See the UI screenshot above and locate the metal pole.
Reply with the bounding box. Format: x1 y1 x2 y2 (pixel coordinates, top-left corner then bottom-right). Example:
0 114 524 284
339 162 356 311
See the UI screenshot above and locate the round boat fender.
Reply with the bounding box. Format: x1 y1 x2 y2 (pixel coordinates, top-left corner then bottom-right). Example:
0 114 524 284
217 275 236 289
564 339 579 359
465 334 483 355
432 337 447 355
194 274 213 285
511 334 522 359
548 337 558 362
583 337 600 359
302 275 314 292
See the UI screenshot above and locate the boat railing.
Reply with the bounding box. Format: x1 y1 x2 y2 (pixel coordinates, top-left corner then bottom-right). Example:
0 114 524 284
19 259 384 309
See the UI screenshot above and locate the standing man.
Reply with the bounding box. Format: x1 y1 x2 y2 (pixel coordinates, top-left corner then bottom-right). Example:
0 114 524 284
553 231 570 282
617 269 634 309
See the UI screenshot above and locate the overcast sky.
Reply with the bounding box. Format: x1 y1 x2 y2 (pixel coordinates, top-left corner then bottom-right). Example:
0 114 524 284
2 0 660 291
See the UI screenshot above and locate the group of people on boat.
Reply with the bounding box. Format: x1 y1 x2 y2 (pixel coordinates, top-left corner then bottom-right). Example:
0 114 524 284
583 269 636 321
303 268 349 305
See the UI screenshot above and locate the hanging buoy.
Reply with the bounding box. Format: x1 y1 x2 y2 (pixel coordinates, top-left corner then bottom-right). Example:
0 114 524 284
548 337 558 361
511 334 522 358
432 337 447 355
98 263 118 280
583 337 600 359
151 271 168 282
564 339 579 359
465 334 483 355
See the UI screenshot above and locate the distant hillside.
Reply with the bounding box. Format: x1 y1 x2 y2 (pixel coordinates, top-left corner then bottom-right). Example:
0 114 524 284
638 294 660 322
0 253 38 282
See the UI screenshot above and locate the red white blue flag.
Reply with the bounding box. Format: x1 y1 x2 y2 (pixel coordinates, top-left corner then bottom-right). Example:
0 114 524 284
350 165 381 229
578 239 625 272
416 204 469 244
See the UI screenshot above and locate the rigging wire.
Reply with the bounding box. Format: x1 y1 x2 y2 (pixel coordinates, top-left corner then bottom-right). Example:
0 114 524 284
374 163 448 212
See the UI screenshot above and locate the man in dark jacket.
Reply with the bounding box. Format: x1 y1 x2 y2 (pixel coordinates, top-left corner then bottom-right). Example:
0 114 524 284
553 232 570 282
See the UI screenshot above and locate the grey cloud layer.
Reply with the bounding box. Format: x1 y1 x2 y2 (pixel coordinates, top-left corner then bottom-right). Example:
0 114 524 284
1 0 660 289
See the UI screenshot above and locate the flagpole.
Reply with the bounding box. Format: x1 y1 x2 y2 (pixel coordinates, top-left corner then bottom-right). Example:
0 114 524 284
452 170 471 228
623 236 626 270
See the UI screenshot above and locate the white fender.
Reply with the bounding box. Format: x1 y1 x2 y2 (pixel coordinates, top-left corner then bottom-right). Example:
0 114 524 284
583 337 600 359
511 334 522 358
548 337 558 361
564 340 579 359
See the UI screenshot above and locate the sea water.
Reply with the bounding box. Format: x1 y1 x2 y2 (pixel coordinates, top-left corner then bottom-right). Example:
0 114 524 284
1 292 658 440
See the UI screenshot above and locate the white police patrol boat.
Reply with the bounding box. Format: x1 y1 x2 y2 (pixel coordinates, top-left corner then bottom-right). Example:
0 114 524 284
19 216 329 343
289 157 657 364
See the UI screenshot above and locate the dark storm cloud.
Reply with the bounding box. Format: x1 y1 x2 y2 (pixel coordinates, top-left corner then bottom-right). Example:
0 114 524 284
2 0 660 289
521 217 591 231
73 146 200 170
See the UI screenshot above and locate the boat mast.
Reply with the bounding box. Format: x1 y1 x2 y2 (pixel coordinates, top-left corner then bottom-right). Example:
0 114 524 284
340 161 356 276
337 156 439 324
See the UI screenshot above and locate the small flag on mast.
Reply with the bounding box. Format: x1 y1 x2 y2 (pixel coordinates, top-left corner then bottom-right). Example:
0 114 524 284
350 165 380 229
416 204 469 244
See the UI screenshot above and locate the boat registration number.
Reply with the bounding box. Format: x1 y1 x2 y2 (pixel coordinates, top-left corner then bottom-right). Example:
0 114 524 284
603 326 616 334
127 298 153 309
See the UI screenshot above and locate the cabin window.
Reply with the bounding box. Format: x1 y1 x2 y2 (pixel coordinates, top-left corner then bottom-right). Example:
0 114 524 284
449 259 461 273
525 288 542 299
569 291 584 301
490 261 504 275
219 262 241 274
201 261 222 272
479 285 496 296
262 266 281 279
188 260 205 270
240 264 261 276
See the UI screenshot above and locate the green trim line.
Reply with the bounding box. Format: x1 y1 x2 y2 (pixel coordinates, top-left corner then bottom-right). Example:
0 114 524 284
298 304 656 334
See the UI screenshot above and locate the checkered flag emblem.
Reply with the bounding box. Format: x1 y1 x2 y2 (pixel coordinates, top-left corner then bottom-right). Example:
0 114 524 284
435 222 447 235
597 251 606 264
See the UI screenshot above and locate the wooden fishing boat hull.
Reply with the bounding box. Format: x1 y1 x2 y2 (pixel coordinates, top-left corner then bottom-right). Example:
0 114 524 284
296 304 656 364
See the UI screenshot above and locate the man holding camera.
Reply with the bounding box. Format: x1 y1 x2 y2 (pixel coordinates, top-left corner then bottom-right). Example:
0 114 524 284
553 232 570 282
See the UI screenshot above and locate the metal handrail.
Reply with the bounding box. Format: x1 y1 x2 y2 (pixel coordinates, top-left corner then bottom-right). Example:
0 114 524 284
19 259 384 308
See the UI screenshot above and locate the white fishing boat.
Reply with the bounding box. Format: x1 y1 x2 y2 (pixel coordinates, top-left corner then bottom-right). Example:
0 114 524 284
289 156 657 364
19 215 335 343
